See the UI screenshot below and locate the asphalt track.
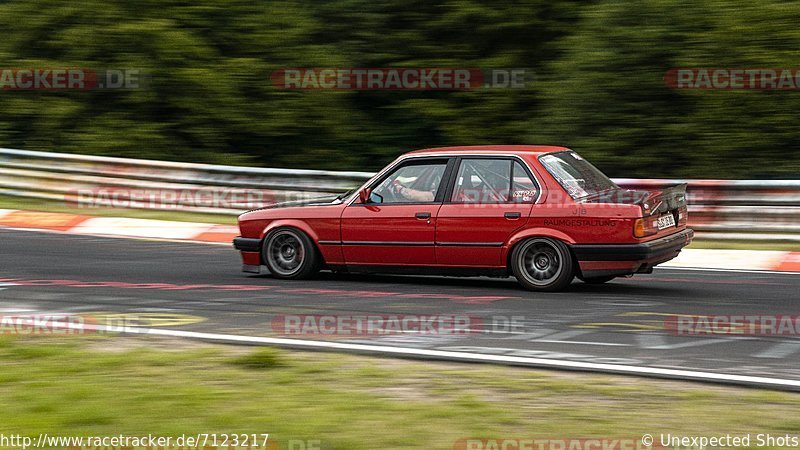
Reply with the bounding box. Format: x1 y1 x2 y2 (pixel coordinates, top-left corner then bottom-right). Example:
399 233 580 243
2 228 800 389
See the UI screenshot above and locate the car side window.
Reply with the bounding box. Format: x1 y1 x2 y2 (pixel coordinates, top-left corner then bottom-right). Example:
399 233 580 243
370 160 447 204
510 161 538 203
451 159 507 203
450 158 538 204
450 159 506 203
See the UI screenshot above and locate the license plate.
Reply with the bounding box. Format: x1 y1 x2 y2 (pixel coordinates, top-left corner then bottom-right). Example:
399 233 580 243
656 213 676 230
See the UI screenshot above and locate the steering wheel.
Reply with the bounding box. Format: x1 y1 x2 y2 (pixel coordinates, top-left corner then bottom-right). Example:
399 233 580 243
380 179 403 202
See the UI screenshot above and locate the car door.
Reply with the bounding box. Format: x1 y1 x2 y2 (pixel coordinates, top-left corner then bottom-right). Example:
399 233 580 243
435 157 539 267
340 157 452 267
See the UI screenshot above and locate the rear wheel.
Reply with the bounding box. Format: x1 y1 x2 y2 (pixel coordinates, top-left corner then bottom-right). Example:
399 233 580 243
579 275 616 284
263 228 319 279
511 238 574 292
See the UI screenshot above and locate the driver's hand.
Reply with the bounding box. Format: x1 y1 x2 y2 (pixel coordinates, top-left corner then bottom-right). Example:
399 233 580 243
392 179 405 196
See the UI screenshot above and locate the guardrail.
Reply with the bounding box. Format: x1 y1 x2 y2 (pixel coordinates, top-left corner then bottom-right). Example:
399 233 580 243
0 148 374 215
1 148 798 241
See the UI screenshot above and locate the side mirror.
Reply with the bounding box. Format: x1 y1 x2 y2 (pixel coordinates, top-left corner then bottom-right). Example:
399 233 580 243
358 188 371 204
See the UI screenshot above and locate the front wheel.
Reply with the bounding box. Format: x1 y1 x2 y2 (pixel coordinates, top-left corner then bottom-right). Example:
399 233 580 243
263 228 319 279
510 238 574 292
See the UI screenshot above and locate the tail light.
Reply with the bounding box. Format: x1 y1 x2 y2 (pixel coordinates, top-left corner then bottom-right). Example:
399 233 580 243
633 218 658 238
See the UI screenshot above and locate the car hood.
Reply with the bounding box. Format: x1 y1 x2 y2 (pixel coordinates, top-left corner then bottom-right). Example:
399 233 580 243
265 195 342 209
240 194 342 214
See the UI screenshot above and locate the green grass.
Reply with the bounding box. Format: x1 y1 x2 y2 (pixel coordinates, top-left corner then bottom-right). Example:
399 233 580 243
0 195 237 224
0 335 798 449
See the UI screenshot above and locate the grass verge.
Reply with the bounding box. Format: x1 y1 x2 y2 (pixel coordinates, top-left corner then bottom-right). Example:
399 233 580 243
0 335 798 449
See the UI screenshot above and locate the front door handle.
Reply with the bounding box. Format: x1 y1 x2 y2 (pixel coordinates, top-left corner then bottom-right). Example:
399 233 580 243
415 212 431 220
504 212 522 219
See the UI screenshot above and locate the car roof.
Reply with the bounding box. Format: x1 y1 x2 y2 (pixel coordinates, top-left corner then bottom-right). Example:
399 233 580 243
406 145 570 156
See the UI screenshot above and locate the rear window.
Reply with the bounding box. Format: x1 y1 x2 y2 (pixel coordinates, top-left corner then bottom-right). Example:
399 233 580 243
539 151 617 200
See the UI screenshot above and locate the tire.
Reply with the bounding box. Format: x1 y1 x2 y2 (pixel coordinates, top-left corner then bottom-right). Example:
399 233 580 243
579 275 616 284
262 228 320 280
510 237 575 292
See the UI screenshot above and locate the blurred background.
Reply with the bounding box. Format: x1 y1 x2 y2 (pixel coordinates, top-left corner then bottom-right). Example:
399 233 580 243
0 0 799 177
2 4 800 447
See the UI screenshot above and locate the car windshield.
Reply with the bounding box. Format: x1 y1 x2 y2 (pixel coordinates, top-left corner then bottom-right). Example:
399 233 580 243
539 151 618 199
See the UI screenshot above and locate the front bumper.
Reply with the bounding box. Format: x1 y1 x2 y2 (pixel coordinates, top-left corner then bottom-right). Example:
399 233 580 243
233 236 261 252
233 236 262 273
572 229 693 277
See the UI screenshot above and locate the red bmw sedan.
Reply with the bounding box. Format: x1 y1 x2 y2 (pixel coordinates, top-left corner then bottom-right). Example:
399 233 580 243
234 146 693 291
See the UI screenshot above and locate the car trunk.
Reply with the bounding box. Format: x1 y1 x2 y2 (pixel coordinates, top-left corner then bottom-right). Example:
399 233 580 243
582 184 689 240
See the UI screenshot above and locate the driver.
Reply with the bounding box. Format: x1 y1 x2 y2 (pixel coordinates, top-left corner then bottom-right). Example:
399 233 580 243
392 179 435 202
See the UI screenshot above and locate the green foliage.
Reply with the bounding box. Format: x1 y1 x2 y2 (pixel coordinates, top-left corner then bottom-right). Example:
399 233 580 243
0 0 798 177
536 0 800 177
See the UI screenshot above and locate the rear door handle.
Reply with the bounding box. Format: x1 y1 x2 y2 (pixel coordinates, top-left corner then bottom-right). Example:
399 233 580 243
415 212 431 219
504 212 522 219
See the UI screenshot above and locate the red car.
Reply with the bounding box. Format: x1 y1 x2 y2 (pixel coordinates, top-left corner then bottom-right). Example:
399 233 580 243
234 146 693 291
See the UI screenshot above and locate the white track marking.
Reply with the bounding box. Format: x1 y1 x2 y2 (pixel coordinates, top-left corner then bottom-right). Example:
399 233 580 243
534 340 630 347
0 282 18 291
532 329 592 341
656 267 799 275
755 342 800 359
636 334 667 348
644 338 737 350
0 305 36 313
46 321 800 391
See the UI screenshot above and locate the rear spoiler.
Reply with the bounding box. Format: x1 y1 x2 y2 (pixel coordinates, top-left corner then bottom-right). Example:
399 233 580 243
640 183 688 216
579 183 688 216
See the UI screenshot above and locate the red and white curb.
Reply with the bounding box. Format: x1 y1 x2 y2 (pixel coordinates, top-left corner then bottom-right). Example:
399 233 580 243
1 209 798 272
0 209 237 243
663 249 800 272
